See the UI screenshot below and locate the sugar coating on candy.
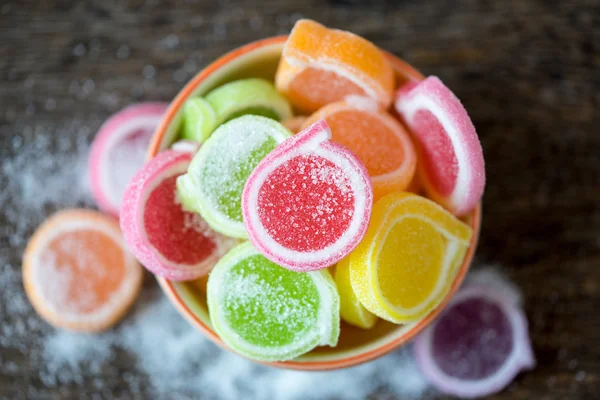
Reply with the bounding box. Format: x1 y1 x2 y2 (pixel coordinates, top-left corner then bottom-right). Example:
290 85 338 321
276 20 395 113
243 119 373 272
303 99 416 200
432 297 514 379
23 210 142 332
178 115 291 238
395 76 485 216
258 155 355 252
348 192 472 323
414 285 535 398
207 242 339 361
121 150 233 281
89 103 169 217
143 175 217 265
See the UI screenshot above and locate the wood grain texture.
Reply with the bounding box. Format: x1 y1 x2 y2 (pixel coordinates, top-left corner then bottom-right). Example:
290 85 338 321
1 0 599 399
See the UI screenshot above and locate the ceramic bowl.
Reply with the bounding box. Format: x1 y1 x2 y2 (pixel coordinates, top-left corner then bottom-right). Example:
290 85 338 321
148 36 481 371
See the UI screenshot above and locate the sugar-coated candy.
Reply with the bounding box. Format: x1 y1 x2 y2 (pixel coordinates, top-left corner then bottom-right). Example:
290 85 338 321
243 119 373 272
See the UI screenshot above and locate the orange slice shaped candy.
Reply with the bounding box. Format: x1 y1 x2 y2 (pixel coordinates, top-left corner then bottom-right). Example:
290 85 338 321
276 19 395 114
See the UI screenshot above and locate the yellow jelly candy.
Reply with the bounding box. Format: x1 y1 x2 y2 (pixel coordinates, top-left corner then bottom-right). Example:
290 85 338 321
349 192 472 324
334 257 377 329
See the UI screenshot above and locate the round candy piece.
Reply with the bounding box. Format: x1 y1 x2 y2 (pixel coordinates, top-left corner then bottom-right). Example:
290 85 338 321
181 97 217 143
414 285 535 398
304 98 417 201
276 19 395 113
205 78 293 126
177 115 292 238
243 119 373 272
349 192 472 323
23 209 143 332
395 76 485 216
334 257 377 329
120 150 235 281
89 102 168 217
207 242 340 362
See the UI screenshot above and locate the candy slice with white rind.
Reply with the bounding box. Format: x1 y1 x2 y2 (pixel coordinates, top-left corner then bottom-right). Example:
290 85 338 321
207 242 340 362
414 284 535 398
395 76 485 216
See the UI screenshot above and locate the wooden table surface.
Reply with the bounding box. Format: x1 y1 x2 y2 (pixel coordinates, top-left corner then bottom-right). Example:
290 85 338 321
1 0 598 399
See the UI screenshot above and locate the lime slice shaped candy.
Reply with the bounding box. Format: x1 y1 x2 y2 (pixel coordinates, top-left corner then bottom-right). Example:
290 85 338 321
205 78 293 126
207 242 340 362
181 97 217 143
177 115 291 238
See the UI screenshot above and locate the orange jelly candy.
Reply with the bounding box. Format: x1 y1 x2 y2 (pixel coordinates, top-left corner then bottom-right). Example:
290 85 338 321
276 20 395 114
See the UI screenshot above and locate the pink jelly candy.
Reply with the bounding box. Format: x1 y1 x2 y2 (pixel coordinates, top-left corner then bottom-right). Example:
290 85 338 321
395 77 485 216
120 150 233 281
414 284 535 398
242 119 373 272
89 103 169 217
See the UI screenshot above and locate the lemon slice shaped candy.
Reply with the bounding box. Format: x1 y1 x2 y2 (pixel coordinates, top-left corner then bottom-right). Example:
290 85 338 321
349 192 472 324
334 257 377 329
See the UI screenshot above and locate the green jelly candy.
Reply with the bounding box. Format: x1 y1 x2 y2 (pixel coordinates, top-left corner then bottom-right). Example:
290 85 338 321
207 242 340 362
205 78 293 126
177 115 291 238
181 97 217 143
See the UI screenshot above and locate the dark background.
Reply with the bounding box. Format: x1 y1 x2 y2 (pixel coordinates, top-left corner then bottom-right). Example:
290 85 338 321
1 0 599 399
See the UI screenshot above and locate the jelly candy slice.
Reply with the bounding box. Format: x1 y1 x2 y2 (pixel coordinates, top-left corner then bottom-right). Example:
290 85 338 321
177 115 291 238
414 284 535 398
395 76 485 216
304 98 416 201
181 97 217 143
276 19 395 113
334 257 377 329
243 119 373 272
349 192 472 323
120 150 234 281
207 242 340 362
89 102 168 217
23 209 143 332
205 78 293 126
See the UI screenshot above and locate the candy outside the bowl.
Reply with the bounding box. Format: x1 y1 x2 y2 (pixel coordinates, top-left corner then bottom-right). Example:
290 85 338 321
176 115 292 238
23 209 143 332
242 119 373 272
120 150 235 281
413 284 535 398
207 242 340 362
89 102 169 217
